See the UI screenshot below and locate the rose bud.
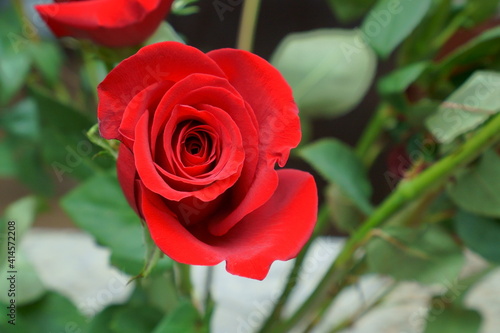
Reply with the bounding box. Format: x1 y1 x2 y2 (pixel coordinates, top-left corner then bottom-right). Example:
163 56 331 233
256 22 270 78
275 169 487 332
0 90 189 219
35 0 174 48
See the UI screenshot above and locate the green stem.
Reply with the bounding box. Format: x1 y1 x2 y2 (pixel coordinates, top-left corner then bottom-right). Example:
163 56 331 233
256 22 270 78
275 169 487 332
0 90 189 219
141 227 163 277
174 262 193 299
355 104 392 167
326 282 396 333
401 185 443 228
430 12 469 53
236 0 262 52
303 258 369 333
327 265 493 333
87 124 119 160
274 113 500 332
258 205 330 333
129 247 162 284
203 267 214 315
127 227 163 284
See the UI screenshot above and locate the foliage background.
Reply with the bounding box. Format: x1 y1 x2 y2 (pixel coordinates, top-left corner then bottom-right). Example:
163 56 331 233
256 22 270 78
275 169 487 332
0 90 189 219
1 0 500 332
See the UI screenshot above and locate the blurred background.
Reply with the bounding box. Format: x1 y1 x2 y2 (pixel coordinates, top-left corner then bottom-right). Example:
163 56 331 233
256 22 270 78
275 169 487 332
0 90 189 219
2 0 500 332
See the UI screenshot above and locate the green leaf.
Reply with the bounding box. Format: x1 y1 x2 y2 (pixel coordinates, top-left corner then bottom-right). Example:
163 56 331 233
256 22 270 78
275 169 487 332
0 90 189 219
88 285 170 333
398 0 452 63
0 99 40 140
366 225 465 284
378 61 429 96
60 172 171 275
145 21 186 45
0 140 15 176
405 100 441 128
361 0 432 58
326 184 365 233
0 47 31 105
424 303 482 333
87 123 119 160
0 4 22 35
434 26 500 77
28 41 63 86
60 172 144 274
0 292 87 333
32 87 94 133
455 210 500 264
0 98 56 194
0 6 32 105
31 87 113 181
80 51 108 96
425 70 500 143
171 0 200 16
143 271 180 313
300 139 373 214
153 301 207 333
109 305 163 333
447 150 500 217
463 0 500 26
4 136 55 195
326 0 377 23
84 305 121 333
271 29 376 118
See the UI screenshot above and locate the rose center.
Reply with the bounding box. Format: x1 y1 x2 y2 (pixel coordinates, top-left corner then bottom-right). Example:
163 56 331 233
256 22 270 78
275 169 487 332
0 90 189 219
185 135 205 155
169 120 219 177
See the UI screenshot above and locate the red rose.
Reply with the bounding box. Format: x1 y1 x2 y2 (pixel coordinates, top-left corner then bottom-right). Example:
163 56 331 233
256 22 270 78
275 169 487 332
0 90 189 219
35 0 174 48
97 42 318 279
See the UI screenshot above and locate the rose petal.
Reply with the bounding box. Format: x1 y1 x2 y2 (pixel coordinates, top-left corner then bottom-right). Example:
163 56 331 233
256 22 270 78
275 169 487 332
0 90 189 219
98 42 226 139
222 170 317 279
117 144 141 215
206 161 279 236
208 49 301 167
155 104 244 186
149 73 258 154
134 111 243 202
141 169 318 279
176 125 217 176
118 81 173 148
201 49 303 236
141 73 269 232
